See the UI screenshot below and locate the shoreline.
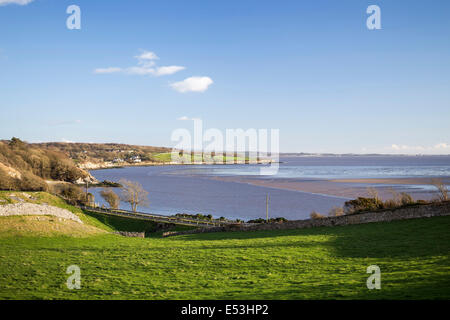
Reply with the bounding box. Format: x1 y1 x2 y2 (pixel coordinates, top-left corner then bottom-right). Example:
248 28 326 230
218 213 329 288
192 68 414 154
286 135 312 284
85 161 449 210
80 159 275 171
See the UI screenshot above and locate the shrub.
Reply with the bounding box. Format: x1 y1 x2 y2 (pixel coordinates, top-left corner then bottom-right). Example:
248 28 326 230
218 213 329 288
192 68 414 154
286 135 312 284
16 171 48 191
0 169 14 190
100 188 120 209
310 211 325 219
344 197 381 214
247 217 288 224
399 192 415 206
367 187 382 206
57 185 86 205
382 199 398 209
329 206 344 217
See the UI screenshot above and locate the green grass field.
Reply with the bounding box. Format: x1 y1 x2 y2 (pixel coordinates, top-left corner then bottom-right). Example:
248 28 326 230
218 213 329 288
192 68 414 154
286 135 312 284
0 191 449 299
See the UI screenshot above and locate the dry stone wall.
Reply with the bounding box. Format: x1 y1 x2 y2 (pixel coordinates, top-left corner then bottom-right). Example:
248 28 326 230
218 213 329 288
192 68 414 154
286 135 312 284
163 201 450 237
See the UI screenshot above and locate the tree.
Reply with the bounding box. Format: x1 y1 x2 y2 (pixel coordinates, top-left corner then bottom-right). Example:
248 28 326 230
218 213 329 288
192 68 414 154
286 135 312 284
431 178 448 201
8 137 25 149
100 188 120 209
119 179 149 212
0 169 14 191
87 193 95 207
367 187 382 206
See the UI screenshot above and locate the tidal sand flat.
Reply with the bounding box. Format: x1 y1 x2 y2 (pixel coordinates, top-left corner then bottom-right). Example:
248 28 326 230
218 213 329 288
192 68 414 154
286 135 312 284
217 176 449 201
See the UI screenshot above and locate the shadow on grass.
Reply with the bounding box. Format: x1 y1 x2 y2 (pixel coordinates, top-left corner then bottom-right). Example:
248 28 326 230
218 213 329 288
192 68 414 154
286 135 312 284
177 216 450 259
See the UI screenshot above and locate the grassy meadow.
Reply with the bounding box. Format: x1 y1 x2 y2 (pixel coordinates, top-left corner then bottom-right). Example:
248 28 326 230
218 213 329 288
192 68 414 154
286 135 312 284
0 192 449 300
151 152 253 163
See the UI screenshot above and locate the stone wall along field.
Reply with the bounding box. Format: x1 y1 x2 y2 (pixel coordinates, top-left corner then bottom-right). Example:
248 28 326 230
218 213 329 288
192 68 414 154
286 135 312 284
163 201 450 237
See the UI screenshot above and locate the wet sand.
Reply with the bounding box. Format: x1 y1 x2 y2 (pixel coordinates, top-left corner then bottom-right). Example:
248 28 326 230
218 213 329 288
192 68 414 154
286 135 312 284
211 176 450 201
331 177 450 185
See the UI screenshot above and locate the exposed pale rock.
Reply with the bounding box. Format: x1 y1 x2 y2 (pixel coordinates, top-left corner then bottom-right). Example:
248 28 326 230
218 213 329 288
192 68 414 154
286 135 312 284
0 203 83 224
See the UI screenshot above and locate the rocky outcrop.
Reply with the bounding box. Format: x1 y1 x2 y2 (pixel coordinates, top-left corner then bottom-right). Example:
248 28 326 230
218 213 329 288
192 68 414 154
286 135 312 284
0 203 83 223
0 162 22 179
73 172 98 185
113 231 145 238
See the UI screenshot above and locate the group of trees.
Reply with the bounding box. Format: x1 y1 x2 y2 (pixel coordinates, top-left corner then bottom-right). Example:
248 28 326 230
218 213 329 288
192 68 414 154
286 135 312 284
33 142 170 165
99 179 148 212
0 138 87 191
0 138 151 212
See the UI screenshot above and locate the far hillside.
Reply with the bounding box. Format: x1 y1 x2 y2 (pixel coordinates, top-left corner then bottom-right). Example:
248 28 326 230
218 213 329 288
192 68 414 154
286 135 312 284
32 142 262 168
34 142 171 167
0 138 89 191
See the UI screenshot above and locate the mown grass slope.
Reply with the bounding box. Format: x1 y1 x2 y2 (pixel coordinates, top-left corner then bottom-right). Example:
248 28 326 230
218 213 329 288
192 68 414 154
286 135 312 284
1 209 449 299
0 216 105 238
0 191 111 232
83 211 193 237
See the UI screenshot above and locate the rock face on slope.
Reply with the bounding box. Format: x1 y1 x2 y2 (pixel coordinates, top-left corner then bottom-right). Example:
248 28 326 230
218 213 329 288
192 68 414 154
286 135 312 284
0 203 83 223
73 172 98 185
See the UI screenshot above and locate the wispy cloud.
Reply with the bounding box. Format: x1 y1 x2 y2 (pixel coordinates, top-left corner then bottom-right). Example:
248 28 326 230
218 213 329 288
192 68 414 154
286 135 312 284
0 0 34 6
154 65 185 76
170 76 213 93
135 51 159 62
94 67 122 74
94 51 185 77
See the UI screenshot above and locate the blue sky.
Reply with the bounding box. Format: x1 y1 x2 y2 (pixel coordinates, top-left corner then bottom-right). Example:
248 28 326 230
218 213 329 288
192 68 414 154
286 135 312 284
1 0 449 154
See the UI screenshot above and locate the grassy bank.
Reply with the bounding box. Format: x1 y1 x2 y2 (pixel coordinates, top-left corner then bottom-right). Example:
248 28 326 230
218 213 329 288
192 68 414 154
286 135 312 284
83 210 194 237
1 210 449 299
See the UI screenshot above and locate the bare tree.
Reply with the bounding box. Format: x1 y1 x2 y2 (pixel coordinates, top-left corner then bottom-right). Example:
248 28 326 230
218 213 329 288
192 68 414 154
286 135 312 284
119 179 149 212
387 187 401 206
431 178 448 201
100 188 120 209
367 187 381 203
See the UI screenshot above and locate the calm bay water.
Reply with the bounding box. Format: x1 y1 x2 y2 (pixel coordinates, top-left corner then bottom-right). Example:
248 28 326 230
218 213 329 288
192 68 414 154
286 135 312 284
89 155 450 221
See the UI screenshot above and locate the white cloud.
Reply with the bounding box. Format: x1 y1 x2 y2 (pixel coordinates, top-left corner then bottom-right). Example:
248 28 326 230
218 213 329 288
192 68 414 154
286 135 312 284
135 51 159 62
94 51 184 77
170 76 213 93
0 0 34 6
94 67 122 74
125 65 185 76
125 66 155 75
154 66 185 76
